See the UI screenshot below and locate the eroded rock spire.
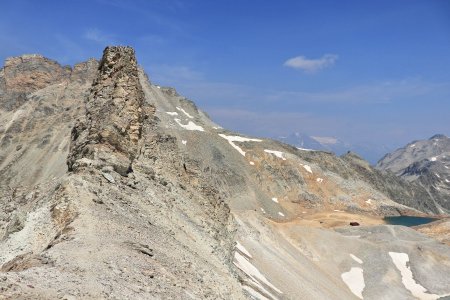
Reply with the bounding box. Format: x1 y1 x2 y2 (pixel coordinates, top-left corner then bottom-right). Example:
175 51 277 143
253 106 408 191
67 46 147 175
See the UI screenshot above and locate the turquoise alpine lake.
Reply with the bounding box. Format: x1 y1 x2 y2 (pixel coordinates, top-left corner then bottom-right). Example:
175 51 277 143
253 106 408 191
383 216 438 227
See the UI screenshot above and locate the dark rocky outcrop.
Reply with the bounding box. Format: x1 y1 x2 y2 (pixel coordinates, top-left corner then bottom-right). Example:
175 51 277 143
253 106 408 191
68 46 152 176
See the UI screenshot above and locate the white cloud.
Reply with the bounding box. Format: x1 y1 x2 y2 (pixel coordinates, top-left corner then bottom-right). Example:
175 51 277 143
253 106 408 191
148 62 449 109
83 28 117 45
284 54 338 72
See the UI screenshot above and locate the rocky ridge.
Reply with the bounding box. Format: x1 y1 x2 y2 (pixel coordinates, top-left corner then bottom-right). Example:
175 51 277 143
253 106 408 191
342 151 443 214
377 134 450 214
0 47 449 299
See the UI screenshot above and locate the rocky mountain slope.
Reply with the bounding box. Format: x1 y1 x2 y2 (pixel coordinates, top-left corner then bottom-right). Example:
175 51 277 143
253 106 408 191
0 54 98 188
377 135 450 214
0 46 449 299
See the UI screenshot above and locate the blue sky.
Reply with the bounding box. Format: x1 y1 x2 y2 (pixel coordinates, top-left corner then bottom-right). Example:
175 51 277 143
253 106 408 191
1 0 449 153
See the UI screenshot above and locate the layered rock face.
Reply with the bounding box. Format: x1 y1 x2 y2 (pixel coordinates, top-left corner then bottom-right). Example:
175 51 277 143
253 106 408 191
377 134 450 214
0 55 71 111
68 46 148 175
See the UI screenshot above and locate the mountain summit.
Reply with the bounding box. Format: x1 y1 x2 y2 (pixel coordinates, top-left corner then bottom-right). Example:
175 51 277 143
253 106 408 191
377 134 450 214
0 47 449 299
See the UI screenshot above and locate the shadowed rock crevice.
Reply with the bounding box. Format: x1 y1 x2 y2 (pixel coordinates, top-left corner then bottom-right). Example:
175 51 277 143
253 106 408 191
68 46 151 176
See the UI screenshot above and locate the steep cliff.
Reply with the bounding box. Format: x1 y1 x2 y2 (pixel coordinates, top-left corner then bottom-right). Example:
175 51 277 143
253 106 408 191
67 46 148 176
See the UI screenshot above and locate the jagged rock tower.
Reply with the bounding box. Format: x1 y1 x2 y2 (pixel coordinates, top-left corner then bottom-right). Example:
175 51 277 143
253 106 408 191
68 46 149 175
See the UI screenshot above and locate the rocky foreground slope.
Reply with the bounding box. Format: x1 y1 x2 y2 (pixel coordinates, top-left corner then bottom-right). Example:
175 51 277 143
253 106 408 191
0 47 449 299
377 135 450 214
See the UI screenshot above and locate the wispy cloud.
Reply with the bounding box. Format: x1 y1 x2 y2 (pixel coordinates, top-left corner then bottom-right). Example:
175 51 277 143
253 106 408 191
145 65 450 146
150 64 204 83
204 107 345 138
154 67 446 106
284 54 338 72
265 78 450 104
83 28 117 45
53 34 87 64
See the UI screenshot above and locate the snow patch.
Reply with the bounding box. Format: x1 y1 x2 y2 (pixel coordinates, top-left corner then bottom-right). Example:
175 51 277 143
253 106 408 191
389 252 442 300
250 161 255 165
236 242 253 258
410 144 416 148
166 112 178 116
297 147 314 151
316 178 323 183
312 136 338 144
445 179 449 183
278 212 285 217
176 106 194 119
350 254 363 264
174 119 204 131
260 208 266 214
218 134 262 156
271 197 279 203
233 252 283 294
341 267 365 299
302 165 313 174
242 286 271 300
445 166 449 169
365 199 372 204
102 173 115 183
435 173 440 178
431 157 437 162
182 140 187 145
264 149 286 160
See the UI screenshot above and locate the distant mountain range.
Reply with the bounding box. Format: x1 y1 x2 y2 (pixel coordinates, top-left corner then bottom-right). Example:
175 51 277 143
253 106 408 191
276 132 392 164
